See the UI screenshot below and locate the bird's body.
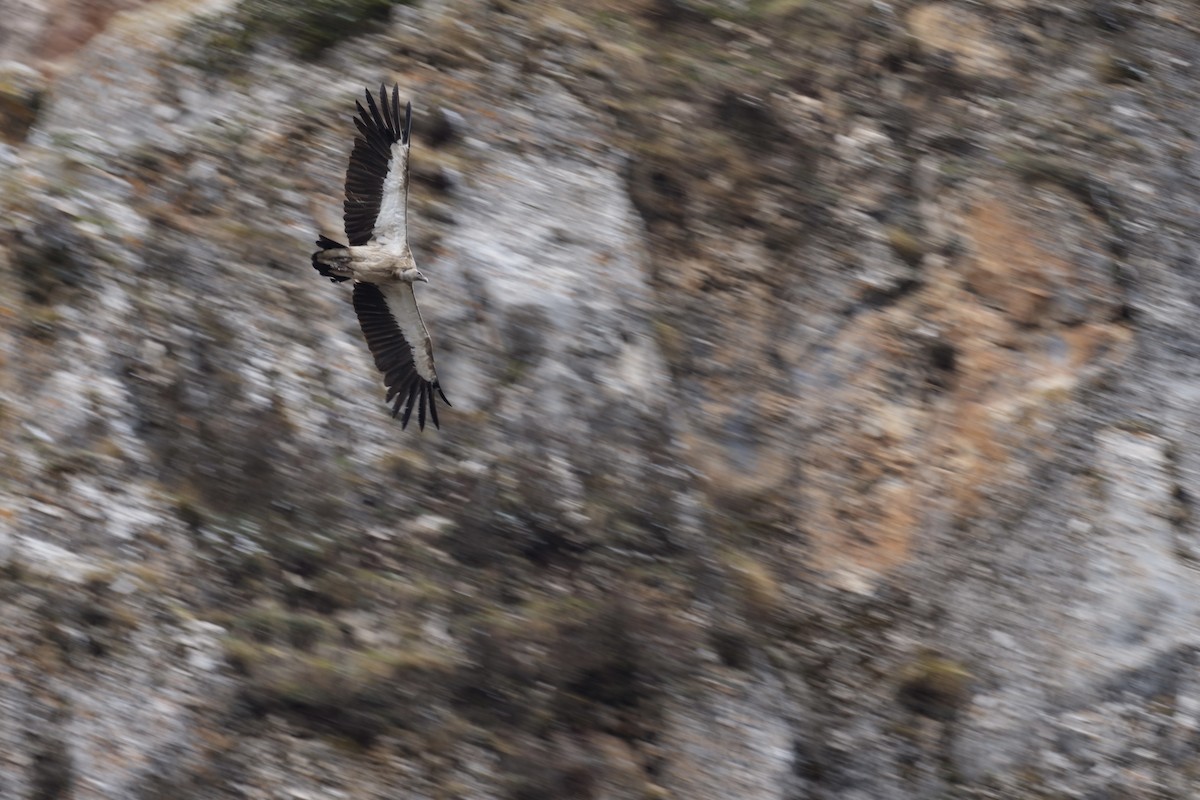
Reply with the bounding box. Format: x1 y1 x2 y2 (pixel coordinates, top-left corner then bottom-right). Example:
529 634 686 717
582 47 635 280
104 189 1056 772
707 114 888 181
312 85 448 430
315 242 421 284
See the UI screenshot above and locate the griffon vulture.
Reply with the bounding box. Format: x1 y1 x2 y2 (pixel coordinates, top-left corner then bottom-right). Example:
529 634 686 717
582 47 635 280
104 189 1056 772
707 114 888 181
312 84 449 430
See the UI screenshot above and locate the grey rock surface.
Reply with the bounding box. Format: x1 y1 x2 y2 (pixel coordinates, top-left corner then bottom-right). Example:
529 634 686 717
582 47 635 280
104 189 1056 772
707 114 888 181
3 0 1200 798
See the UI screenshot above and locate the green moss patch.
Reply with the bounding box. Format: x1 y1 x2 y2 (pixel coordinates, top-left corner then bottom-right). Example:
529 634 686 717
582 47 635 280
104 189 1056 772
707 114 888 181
231 638 458 745
187 0 417 66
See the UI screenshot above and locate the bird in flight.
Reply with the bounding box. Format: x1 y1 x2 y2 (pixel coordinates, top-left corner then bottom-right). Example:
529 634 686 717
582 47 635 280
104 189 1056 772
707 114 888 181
312 84 449 430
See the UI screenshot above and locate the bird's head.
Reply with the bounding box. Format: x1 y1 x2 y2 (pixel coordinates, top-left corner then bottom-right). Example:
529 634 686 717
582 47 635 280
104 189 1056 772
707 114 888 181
402 268 428 284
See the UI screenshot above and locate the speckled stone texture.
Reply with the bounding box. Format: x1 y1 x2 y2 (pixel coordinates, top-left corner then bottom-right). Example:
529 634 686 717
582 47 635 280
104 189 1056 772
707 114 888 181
3 0 1200 798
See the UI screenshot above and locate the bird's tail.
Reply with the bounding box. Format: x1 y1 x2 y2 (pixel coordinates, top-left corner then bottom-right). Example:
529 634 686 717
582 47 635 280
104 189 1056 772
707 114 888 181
312 235 350 283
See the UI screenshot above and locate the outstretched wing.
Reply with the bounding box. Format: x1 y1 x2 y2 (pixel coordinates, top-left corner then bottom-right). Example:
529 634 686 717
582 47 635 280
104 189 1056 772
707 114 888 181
344 84 411 250
352 282 449 430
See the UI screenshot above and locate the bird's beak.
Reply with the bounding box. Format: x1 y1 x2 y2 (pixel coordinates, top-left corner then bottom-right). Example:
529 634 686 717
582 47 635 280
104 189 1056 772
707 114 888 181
417 274 429 283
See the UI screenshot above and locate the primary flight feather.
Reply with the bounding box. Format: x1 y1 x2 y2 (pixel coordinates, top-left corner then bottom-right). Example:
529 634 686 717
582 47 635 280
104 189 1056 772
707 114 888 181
312 84 449 431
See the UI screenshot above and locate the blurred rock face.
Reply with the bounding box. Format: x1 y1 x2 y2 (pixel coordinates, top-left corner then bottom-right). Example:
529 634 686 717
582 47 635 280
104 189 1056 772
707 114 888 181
0 0 154 65
2 0 1200 798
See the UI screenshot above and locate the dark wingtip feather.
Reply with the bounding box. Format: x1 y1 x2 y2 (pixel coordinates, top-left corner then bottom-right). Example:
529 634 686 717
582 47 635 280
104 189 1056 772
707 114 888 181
403 101 412 145
364 86 391 139
428 389 440 429
391 85 401 141
380 83 394 135
400 381 420 429
383 83 396 136
385 373 412 404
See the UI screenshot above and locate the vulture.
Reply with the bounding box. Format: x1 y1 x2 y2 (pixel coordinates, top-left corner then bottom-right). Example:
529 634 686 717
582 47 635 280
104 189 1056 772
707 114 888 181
312 84 449 430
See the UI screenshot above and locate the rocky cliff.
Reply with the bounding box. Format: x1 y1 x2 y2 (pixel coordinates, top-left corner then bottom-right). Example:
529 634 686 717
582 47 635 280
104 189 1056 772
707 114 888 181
3 0 1200 798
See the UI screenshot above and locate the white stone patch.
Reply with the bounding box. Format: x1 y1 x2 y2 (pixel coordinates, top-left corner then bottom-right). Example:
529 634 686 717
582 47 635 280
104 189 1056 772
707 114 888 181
62 474 169 541
34 369 94 434
410 514 454 537
177 619 227 672
21 422 53 443
3 534 99 584
436 88 666 416
662 676 794 800
1070 429 1200 684
98 281 133 316
105 498 163 542
241 353 278 408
